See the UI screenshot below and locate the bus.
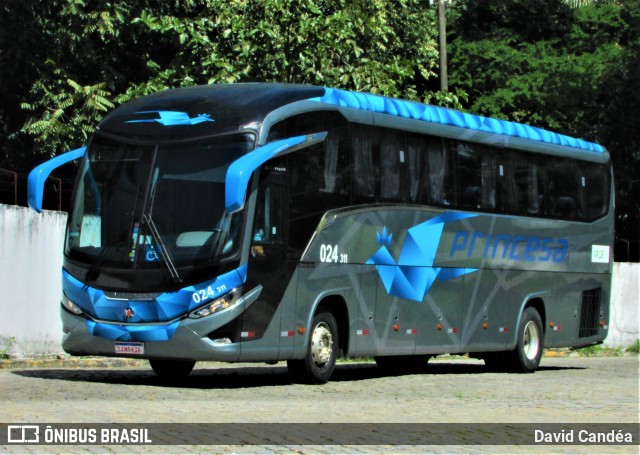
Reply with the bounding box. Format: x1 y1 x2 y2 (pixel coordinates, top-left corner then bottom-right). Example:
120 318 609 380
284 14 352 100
28 83 614 383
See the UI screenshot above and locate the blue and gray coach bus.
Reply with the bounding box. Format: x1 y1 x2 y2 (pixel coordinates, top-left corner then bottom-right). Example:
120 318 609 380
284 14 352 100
28 84 613 383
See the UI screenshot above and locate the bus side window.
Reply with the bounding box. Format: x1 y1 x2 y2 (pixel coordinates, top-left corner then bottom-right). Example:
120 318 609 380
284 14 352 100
420 137 455 207
548 159 582 220
511 158 543 216
455 142 497 211
379 130 404 202
351 124 376 202
253 166 285 245
581 163 609 220
405 134 423 203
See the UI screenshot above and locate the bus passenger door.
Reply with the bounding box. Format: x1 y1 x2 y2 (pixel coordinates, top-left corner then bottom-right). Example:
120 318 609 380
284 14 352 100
241 165 291 359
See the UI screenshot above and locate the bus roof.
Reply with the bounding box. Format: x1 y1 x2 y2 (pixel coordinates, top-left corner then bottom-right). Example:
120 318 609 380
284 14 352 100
310 88 604 154
97 83 604 155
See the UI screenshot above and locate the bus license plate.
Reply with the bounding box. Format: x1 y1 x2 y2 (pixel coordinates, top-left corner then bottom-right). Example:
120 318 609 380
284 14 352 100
114 342 145 355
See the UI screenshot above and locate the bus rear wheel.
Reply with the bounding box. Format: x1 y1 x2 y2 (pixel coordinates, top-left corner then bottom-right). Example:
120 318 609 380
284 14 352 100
287 311 338 384
149 359 196 378
484 307 544 373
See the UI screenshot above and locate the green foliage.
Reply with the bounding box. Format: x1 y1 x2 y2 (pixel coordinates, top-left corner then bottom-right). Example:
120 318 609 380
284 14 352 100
1 0 448 172
20 66 114 157
572 344 623 357
131 0 440 99
0 336 16 358
1 0 638 253
627 340 640 354
449 0 640 257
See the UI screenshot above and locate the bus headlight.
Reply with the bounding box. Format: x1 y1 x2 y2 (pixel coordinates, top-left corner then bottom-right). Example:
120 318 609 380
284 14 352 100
189 288 240 318
62 293 84 315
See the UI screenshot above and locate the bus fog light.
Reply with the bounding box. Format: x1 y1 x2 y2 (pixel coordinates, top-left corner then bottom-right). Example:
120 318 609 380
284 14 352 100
190 289 239 318
212 338 232 345
62 294 83 315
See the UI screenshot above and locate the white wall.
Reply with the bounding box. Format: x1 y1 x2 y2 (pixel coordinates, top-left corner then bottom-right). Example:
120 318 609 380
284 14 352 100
0 203 638 356
605 262 640 348
0 204 66 356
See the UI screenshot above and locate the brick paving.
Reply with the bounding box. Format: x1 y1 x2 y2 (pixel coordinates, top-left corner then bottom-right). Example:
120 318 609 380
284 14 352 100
0 356 638 453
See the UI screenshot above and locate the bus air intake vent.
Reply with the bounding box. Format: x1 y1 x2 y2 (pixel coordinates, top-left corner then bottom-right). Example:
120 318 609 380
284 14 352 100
579 288 601 338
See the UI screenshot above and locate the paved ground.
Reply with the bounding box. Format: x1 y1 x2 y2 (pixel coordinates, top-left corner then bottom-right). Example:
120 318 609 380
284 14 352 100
0 355 638 454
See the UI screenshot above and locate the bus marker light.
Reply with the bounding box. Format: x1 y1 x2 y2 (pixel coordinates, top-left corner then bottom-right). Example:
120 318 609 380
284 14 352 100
297 327 306 335
499 327 509 333
406 329 417 335
447 327 458 334
241 331 255 338
599 320 605 327
357 329 369 336
482 323 489 330
550 322 556 328
281 331 295 337
436 323 443 331
392 324 400 331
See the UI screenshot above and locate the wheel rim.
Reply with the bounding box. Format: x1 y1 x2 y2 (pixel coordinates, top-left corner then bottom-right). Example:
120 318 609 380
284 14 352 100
311 322 334 366
523 320 540 360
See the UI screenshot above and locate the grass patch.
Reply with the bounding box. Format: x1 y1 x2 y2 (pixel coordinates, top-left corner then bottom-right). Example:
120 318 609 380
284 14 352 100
338 357 374 364
626 339 640 354
0 336 16 359
571 344 624 357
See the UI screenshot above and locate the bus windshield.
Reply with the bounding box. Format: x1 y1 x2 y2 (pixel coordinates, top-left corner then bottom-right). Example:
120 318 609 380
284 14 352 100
65 133 254 280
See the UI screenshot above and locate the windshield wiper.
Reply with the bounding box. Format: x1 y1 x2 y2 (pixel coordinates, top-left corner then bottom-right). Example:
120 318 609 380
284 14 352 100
85 233 127 282
142 213 182 283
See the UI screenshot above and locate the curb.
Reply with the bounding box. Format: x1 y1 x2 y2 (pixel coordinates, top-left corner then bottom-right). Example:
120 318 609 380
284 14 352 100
0 357 146 370
1 350 631 370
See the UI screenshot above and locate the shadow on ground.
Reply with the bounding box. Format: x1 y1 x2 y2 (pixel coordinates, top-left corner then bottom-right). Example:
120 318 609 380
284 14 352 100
11 360 585 390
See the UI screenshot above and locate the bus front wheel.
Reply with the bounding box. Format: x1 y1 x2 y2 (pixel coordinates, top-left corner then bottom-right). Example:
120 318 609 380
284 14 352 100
149 359 196 378
287 311 338 384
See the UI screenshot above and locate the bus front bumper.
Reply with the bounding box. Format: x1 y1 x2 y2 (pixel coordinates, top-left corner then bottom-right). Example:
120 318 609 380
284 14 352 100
60 307 242 362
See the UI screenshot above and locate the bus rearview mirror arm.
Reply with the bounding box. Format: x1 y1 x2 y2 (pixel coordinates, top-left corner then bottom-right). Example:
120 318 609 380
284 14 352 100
27 147 86 213
225 132 327 213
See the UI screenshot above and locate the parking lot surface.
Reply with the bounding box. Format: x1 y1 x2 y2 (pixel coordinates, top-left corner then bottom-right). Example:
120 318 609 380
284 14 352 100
0 355 638 453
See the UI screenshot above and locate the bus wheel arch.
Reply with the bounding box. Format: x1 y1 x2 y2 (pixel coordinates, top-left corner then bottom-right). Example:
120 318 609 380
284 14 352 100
523 298 546 338
314 295 349 358
287 294 348 384
512 305 545 372
484 299 546 373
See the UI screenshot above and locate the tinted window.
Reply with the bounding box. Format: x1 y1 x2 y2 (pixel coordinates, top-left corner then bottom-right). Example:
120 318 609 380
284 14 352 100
548 159 582 219
511 157 545 216
581 163 609 220
455 142 501 211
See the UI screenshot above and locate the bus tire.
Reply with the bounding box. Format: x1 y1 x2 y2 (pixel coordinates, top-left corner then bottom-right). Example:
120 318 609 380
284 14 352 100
287 311 338 384
149 359 195 378
374 355 430 373
505 307 544 373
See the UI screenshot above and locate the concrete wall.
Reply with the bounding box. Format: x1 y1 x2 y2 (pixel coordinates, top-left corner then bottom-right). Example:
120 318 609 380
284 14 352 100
0 204 66 356
605 262 640 348
0 203 638 356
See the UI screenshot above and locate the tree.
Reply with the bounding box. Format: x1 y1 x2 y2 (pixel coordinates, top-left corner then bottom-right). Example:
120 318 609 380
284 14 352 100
1 0 446 175
449 0 639 260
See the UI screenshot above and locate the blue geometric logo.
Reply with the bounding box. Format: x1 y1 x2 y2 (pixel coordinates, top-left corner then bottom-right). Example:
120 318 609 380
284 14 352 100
366 212 478 302
125 110 215 126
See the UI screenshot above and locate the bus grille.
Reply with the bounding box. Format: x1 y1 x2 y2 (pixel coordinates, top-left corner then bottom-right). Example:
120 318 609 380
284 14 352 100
579 288 601 338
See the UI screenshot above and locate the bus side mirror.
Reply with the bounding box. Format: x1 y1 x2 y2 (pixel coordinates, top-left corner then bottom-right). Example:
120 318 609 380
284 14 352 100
224 132 327 213
27 147 86 213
